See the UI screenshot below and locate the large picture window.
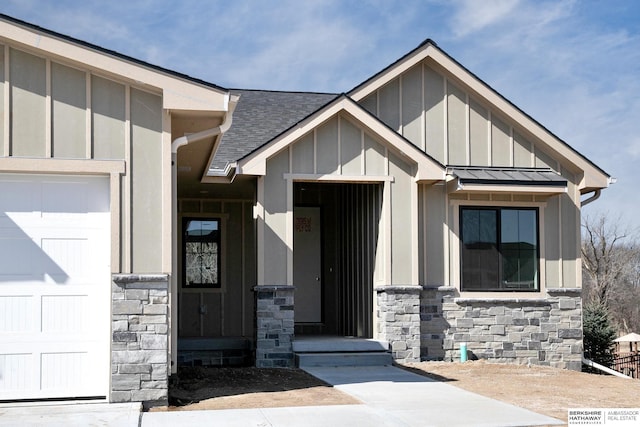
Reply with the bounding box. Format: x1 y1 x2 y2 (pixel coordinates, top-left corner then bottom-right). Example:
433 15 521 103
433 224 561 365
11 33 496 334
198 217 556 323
460 207 539 292
183 218 221 288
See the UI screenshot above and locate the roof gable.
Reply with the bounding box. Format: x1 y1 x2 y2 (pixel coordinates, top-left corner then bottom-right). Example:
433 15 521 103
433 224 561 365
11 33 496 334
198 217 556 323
236 95 444 181
348 39 610 193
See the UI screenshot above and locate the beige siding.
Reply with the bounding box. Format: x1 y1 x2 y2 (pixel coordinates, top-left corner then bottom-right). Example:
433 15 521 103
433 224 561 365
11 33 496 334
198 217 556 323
0 46 4 156
291 132 314 174
424 184 446 286
341 117 361 174
544 196 561 287
263 150 289 285
92 76 125 160
361 93 377 115
364 134 385 175
130 88 163 273
491 115 511 166
447 82 466 165
389 153 413 285
535 146 559 170
51 62 86 158
367 61 562 171
513 131 533 167
401 65 422 147
10 49 46 157
561 168 579 288
379 79 400 132
469 99 489 166
316 117 338 174
424 65 445 164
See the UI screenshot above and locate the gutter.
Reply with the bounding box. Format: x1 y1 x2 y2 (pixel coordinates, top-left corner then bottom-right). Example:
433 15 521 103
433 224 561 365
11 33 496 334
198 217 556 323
580 189 601 207
171 94 239 154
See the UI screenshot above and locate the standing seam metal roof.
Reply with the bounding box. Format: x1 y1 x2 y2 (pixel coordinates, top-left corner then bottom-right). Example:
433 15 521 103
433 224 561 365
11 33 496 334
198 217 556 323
447 167 567 186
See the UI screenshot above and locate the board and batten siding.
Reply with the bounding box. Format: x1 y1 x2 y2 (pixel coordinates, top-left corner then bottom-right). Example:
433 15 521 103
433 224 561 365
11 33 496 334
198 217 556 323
178 199 256 338
420 185 581 289
0 44 165 274
361 61 582 290
360 62 563 170
261 113 416 287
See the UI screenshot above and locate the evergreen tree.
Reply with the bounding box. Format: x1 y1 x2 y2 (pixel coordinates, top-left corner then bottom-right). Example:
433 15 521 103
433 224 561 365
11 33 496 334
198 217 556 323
583 302 617 367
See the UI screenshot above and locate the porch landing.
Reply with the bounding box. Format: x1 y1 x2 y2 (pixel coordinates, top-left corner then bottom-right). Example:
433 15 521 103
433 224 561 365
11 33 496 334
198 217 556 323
293 336 392 367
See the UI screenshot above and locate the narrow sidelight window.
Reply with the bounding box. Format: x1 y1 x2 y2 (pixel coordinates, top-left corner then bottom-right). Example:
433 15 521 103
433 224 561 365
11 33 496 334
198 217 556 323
183 218 221 288
460 207 539 291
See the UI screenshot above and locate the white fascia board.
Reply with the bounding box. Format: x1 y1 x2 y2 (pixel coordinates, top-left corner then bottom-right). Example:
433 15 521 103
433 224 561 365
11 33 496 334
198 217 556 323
349 45 433 102
236 97 445 181
0 20 228 112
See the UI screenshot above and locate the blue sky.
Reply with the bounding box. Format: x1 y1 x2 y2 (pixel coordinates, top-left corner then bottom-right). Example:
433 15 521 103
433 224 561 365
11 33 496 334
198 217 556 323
2 0 639 231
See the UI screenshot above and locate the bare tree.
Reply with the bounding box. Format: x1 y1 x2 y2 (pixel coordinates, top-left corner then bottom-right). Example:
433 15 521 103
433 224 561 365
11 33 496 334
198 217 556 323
581 213 640 333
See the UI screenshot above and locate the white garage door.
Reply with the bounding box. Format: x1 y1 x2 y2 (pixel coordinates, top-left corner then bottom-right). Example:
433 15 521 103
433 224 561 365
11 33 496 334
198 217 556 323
0 174 111 401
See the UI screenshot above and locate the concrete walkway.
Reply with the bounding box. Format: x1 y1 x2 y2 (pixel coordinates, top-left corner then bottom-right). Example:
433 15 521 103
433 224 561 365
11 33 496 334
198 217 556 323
0 366 563 426
0 402 141 427
142 365 563 427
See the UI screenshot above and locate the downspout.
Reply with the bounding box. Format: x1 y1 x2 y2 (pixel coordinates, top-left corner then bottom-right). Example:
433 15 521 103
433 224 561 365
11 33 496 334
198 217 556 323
171 97 237 153
169 95 237 373
580 189 601 207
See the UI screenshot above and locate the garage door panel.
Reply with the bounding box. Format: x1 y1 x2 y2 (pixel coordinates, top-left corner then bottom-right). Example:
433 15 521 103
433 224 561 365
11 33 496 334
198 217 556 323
0 354 33 392
41 352 88 390
0 238 43 279
0 174 110 401
0 181 39 214
41 238 89 281
42 182 89 215
41 295 89 333
0 296 32 332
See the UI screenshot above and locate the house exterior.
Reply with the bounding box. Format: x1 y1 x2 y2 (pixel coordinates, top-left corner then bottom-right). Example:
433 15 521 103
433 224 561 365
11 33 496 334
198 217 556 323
0 15 611 406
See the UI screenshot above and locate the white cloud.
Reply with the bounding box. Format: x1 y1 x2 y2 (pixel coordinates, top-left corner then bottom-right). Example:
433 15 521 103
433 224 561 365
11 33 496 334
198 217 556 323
449 0 521 38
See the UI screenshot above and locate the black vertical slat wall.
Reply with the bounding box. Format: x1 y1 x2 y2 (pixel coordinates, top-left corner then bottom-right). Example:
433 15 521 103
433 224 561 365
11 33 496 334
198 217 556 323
338 184 381 338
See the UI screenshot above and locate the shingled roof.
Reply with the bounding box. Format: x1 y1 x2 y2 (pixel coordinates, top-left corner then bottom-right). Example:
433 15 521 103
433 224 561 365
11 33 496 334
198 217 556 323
209 89 338 173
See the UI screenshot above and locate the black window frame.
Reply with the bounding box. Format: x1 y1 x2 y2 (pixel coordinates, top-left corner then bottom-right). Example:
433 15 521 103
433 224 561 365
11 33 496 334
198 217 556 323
182 217 222 289
459 206 540 292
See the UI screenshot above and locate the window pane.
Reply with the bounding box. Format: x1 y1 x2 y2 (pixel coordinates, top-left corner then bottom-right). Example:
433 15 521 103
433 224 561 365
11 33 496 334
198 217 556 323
460 207 539 292
461 209 499 290
183 218 220 288
501 209 537 290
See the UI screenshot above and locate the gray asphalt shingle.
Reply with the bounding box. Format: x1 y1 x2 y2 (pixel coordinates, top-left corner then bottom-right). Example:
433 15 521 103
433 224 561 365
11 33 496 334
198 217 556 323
210 89 338 172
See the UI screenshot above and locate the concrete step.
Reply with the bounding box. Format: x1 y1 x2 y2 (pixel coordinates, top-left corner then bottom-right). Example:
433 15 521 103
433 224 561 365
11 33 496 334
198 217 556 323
292 337 389 353
296 351 393 368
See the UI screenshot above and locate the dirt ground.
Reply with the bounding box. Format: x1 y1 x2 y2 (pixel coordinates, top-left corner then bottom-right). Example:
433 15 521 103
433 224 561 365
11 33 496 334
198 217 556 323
152 362 640 423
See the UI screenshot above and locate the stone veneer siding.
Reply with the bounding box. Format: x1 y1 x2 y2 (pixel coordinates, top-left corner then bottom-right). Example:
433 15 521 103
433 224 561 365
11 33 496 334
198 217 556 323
420 287 583 370
254 285 295 367
376 286 421 363
111 274 169 405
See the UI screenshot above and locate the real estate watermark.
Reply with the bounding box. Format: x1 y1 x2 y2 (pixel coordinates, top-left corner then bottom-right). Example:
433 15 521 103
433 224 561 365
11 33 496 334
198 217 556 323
568 409 640 426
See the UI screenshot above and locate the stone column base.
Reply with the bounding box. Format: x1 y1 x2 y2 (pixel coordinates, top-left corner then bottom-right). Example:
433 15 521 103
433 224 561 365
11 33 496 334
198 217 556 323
254 285 295 368
375 285 421 363
111 274 169 405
